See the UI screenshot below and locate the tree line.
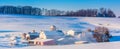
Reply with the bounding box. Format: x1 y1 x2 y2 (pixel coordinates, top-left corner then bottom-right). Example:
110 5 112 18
0 6 41 15
64 8 116 17
0 6 116 17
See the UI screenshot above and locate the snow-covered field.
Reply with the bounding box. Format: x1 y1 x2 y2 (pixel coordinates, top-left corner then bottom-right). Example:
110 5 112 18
2 41 120 49
0 14 120 49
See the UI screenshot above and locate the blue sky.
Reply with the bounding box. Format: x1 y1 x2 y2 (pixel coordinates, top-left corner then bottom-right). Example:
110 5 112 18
0 0 120 16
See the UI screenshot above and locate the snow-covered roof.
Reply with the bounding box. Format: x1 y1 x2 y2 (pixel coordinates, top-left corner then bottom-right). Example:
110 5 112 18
44 31 64 36
29 39 54 42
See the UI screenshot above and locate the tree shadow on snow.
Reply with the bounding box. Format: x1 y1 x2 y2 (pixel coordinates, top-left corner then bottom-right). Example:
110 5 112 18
110 36 120 42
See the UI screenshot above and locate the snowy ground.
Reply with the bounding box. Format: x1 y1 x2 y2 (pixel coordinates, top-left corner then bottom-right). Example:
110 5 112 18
2 41 120 49
0 14 120 49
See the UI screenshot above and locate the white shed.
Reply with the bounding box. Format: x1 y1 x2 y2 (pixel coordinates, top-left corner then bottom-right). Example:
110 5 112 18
66 30 75 36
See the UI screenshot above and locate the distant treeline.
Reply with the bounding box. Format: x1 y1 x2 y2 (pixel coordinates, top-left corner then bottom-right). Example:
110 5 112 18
0 6 41 15
0 6 116 17
65 8 116 17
